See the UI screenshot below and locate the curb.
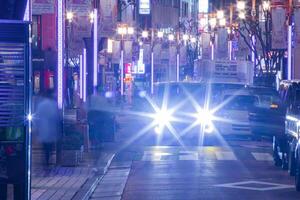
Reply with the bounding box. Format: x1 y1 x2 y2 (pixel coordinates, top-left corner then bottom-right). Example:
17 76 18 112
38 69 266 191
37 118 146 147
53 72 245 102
72 153 115 200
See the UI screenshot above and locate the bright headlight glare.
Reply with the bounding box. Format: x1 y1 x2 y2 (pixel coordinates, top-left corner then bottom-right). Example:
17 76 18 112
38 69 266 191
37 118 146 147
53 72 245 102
196 109 214 133
154 109 172 125
196 109 213 124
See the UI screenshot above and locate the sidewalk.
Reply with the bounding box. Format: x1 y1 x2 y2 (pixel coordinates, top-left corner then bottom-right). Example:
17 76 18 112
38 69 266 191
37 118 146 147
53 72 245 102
31 150 115 200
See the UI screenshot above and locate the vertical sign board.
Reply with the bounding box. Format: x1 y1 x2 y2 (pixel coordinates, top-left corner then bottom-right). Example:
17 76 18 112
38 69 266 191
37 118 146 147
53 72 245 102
0 21 30 200
294 5 300 78
271 7 287 49
139 0 151 15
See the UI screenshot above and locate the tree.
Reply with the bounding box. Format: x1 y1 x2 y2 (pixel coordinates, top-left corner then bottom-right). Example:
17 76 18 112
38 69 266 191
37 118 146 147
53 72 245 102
235 5 286 86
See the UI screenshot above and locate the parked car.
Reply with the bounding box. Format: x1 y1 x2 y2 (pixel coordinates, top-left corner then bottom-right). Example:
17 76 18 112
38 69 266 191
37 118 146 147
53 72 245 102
248 86 286 140
273 80 300 191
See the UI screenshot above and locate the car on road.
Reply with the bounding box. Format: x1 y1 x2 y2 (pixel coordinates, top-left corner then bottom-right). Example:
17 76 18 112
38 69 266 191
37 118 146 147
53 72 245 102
248 86 285 140
213 89 259 138
273 80 300 191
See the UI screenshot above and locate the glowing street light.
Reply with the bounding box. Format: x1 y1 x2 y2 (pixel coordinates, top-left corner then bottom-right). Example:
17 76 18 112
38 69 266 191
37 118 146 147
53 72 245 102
200 18 208 27
117 27 127 35
168 34 175 41
89 11 94 23
182 34 189 41
217 10 224 19
157 31 164 38
66 11 74 23
190 37 197 43
142 30 149 38
127 27 134 35
219 18 226 27
209 18 217 29
237 1 246 11
262 1 271 11
238 12 246 20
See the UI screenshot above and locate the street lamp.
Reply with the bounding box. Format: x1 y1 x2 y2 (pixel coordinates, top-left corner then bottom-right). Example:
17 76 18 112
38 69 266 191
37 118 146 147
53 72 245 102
89 11 94 23
238 12 246 19
209 17 217 29
237 1 246 11
142 30 149 38
217 10 224 19
168 34 175 41
190 37 197 43
157 31 164 38
182 34 189 41
127 27 134 35
66 11 74 23
262 1 271 11
219 18 226 27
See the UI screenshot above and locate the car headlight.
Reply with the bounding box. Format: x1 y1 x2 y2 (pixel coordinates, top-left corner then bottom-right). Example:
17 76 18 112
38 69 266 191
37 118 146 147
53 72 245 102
153 109 173 134
196 109 214 133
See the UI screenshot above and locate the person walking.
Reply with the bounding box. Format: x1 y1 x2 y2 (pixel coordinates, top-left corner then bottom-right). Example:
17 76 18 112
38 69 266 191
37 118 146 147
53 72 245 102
34 90 60 167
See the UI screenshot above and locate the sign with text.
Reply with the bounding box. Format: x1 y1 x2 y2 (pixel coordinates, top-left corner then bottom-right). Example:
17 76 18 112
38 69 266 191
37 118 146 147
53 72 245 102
32 0 55 14
139 0 151 14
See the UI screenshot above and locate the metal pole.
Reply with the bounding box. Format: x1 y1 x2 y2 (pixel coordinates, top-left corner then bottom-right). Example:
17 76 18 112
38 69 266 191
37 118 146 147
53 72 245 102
176 53 180 82
151 51 154 94
26 1 33 199
288 25 292 80
79 55 83 99
83 48 87 102
288 0 293 80
120 40 124 95
57 0 64 109
93 8 98 91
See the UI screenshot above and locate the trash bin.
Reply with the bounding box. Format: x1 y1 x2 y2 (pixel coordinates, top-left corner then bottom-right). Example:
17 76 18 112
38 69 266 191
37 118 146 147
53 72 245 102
88 110 116 143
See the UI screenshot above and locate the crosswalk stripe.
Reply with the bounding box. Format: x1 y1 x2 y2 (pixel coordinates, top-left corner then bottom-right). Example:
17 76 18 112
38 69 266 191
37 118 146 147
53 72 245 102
179 150 198 154
251 152 273 161
215 152 237 160
179 153 198 161
142 154 162 161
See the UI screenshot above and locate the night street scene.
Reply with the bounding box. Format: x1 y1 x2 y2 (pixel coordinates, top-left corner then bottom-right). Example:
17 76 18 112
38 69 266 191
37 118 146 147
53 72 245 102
3 0 300 200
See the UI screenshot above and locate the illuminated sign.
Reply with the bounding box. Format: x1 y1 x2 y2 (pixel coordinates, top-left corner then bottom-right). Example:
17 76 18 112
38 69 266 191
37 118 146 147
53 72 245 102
199 0 208 13
139 0 150 15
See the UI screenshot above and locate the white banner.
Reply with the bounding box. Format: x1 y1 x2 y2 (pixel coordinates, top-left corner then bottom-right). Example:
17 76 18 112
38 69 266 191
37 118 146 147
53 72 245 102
112 40 120 63
124 41 133 63
271 8 287 49
180 46 187 66
216 28 228 59
294 8 300 78
98 0 118 37
32 0 55 14
153 43 162 65
201 33 211 59
143 44 151 65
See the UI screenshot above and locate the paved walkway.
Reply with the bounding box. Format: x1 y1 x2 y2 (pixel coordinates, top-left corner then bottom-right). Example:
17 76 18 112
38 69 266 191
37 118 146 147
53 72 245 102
31 150 115 200
31 166 93 200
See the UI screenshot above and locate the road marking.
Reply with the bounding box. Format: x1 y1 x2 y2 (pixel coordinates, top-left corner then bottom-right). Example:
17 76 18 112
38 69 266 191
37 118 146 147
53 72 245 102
215 180 294 191
142 154 162 161
251 152 273 161
215 152 237 160
179 153 198 161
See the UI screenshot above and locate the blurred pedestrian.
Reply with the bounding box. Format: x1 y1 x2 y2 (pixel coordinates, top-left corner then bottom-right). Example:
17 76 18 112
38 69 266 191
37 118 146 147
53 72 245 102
34 90 60 167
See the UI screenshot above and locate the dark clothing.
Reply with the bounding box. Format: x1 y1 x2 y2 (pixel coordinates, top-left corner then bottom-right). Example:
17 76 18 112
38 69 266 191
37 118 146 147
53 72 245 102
42 142 54 166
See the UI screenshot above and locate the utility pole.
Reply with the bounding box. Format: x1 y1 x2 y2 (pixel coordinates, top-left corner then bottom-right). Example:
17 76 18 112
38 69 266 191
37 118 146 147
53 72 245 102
288 0 293 79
